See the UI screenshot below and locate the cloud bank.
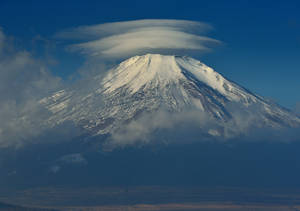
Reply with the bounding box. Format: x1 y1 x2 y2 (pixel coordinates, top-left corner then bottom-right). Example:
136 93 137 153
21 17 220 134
104 104 300 150
56 19 220 59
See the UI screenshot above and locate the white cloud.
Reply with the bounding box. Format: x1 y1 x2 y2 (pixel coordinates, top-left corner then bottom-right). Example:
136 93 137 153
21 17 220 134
49 165 60 174
57 19 220 59
0 28 62 148
59 153 87 165
104 109 219 150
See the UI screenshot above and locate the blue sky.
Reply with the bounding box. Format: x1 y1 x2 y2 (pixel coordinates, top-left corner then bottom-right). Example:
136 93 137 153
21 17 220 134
0 0 299 108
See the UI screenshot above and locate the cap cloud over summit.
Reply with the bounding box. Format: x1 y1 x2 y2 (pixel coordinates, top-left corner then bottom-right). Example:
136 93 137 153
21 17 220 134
56 19 220 59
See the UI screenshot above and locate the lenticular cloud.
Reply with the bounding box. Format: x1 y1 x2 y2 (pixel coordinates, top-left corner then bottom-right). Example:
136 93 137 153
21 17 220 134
56 19 221 58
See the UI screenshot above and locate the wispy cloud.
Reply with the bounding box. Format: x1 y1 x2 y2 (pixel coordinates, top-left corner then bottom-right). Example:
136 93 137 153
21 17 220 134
56 19 221 59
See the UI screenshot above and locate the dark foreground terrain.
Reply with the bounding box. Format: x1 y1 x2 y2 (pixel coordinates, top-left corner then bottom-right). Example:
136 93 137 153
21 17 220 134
2 141 300 210
1 186 300 211
0 201 58 211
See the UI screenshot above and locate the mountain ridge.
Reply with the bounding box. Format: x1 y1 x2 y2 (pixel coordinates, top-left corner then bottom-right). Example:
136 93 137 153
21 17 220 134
40 54 300 140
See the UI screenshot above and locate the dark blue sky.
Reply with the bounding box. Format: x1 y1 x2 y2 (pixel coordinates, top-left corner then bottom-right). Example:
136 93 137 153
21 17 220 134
0 0 299 108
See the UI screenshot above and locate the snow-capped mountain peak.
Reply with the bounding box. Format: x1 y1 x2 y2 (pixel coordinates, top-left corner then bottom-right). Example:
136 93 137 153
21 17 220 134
102 54 184 94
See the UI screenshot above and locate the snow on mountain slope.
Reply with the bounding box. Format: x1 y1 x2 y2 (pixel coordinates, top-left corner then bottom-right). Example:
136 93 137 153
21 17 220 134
102 54 258 103
40 54 300 137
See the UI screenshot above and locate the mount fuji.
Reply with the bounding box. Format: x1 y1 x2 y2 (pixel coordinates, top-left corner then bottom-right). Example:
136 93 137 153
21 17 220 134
40 54 300 142
2 54 300 190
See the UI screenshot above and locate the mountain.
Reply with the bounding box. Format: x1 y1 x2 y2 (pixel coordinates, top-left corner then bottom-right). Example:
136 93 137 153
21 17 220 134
40 54 300 140
2 55 300 188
